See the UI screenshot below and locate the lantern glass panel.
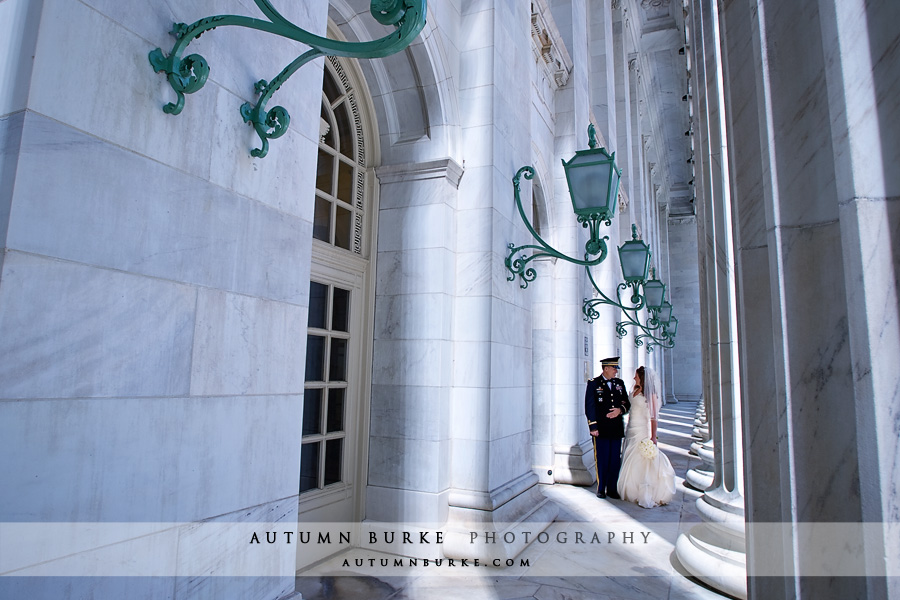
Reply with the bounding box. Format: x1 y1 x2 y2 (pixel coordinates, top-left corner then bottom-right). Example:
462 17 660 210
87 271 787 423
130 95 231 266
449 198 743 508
644 280 665 310
618 241 650 282
668 316 678 336
658 302 673 324
567 158 614 214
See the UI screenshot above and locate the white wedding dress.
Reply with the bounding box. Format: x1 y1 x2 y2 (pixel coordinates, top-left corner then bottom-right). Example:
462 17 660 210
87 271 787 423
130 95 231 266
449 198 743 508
617 391 676 508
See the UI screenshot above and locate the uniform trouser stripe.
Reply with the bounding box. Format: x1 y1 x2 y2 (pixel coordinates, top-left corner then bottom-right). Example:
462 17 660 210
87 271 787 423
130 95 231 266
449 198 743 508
593 437 623 495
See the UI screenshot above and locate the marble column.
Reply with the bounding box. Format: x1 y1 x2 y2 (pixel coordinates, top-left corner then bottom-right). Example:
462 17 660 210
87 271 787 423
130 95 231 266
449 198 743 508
656 203 673 401
544 0 623 491
821 0 900 596
613 5 635 210
442 0 558 562
675 2 746 598
718 0 899 597
367 159 463 530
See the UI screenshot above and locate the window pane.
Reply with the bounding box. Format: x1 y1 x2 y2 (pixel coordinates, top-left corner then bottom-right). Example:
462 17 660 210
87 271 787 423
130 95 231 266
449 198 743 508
324 439 342 486
305 335 325 382
299 442 320 493
331 287 350 332
313 196 331 242
335 101 354 159
316 149 333 193
337 160 354 203
302 388 322 436
308 282 328 329
323 70 342 105
334 205 352 250
326 388 345 433
329 338 348 381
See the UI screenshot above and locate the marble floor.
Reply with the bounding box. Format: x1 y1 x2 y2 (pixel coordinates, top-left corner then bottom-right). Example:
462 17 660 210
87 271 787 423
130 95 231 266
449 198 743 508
294 401 734 600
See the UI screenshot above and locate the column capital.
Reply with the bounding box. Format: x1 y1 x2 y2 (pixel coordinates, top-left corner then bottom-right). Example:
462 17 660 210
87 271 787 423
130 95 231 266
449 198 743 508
375 157 465 188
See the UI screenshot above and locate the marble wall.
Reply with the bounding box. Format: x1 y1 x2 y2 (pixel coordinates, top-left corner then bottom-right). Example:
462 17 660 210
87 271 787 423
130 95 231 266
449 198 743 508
667 217 702 399
0 0 324 597
2 0 697 593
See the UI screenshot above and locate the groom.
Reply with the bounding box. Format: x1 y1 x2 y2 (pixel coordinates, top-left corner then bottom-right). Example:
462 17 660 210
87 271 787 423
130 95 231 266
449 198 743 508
585 356 630 498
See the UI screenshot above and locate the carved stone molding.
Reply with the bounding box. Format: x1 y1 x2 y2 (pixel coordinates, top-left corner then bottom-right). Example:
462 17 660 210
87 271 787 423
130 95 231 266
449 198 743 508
641 0 671 7
611 0 623 9
531 0 572 89
376 157 465 188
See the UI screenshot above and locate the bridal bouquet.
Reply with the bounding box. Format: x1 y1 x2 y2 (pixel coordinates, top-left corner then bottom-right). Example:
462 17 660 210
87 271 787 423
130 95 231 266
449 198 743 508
638 438 658 460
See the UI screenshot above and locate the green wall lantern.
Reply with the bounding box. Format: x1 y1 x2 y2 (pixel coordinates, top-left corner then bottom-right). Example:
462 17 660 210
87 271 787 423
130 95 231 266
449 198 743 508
666 316 678 336
505 125 676 351
643 270 666 311
506 124 623 288
618 224 651 285
562 125 622 227
657 301 673 325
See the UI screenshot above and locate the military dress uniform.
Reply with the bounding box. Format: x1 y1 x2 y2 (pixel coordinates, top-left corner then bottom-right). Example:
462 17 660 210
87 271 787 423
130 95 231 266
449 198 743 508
585 358 631 498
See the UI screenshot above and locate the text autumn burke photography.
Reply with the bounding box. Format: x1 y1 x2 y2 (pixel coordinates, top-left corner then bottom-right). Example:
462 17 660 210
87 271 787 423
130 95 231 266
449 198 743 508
248 528 655 568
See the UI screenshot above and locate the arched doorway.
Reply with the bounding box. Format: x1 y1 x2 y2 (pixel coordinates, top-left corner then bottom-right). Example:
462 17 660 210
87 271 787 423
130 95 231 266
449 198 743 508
298 51 379 549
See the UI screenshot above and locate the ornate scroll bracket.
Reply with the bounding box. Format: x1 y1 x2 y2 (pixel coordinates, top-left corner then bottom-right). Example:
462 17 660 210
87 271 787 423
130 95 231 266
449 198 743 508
582 264 676 350
505 166 608 289
149 0 427 158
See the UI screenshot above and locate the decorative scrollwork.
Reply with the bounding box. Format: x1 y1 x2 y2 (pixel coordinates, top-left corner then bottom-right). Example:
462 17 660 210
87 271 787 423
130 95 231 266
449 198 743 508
505 166 611 287
149 51 210 115
371 0 410 25
506 245 538 289
150 0 427 158
581 264 677 349
582 301 601 323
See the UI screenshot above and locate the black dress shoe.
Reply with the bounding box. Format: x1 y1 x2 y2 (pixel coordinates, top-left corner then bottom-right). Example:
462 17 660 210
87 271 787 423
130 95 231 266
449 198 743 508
607 491 621 500
597 491 607 498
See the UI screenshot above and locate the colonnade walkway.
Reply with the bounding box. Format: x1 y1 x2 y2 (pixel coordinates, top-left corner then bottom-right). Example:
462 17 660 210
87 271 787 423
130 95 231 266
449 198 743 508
295 400 732 600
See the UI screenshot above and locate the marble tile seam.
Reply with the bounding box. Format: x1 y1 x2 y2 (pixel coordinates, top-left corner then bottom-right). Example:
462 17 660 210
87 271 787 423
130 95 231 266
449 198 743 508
764 218 840 232
737 243 767 252
0 249 311 308
0 108 26 121
18 110 315 226
0 393 305 403
837 195 900 206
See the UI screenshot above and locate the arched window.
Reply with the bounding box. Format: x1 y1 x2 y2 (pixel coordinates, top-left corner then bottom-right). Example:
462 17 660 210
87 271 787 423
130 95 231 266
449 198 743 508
300 57 375 519
314 59 366 254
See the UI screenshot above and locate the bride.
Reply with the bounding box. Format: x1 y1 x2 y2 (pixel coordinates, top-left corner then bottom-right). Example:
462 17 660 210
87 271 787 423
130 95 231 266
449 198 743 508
617 366 676 508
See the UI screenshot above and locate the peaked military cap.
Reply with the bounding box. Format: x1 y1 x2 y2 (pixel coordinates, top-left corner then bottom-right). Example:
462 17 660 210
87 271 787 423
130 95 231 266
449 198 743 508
600 356 620 368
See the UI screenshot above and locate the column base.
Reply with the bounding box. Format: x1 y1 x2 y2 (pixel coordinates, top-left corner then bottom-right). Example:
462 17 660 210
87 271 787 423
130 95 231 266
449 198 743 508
675 491 747 599
551 439 596 486
685 466 714 491
675 523 747 599
442 473 559 562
